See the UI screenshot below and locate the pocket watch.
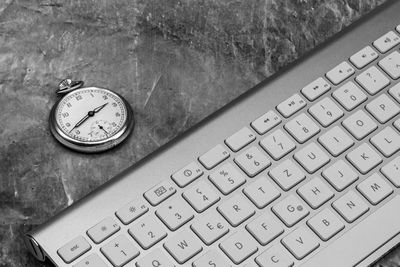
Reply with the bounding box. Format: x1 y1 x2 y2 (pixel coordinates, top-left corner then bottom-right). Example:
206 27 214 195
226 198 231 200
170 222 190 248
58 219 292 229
49 79 135 153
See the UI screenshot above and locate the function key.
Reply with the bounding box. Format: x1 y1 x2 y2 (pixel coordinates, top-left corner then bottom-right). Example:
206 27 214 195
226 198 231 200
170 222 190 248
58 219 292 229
225 127 256 152
276 93 306 118
171 161 203 187
326 61 355 85
378 51 400 79
87 217 120 244
373 31 400 53
115 198 149 225
144 180 176 206
350 46 378 69
301 77 331 101
198 144 230 170
57 236 91 263
251 110 281 135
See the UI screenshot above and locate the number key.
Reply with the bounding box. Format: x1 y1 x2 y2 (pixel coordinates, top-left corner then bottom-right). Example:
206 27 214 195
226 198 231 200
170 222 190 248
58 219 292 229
183 180 220 212
129 216 167 249
332 81 367 111
156 197 194 231
101 235 139 267
309 97 343 127
234 146 271 177
285 113 320 143
260 129 296 160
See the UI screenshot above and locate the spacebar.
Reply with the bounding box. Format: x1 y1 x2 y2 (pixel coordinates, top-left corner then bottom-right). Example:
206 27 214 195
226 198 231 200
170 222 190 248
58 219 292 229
301 195 400 267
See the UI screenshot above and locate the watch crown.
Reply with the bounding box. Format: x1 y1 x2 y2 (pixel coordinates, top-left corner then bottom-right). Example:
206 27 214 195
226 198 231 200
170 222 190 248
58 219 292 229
56 78 84 95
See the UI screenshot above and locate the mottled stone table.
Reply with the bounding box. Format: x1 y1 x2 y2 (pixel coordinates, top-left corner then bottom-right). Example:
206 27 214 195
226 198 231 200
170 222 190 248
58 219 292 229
1 0 399 266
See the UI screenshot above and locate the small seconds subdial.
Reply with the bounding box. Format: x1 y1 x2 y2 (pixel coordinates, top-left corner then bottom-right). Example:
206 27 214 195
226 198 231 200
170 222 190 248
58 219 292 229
55 88 127 142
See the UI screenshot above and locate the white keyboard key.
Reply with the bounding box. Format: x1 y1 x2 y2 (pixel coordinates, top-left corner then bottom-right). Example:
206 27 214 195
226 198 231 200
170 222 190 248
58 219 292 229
342 110 377 140
251 110 281 135
225 127 256 152
183 180 220 212
219 230 258 264
171 161 203 187
243 176 281 208
395 118 400 131
332 190 369 223
260 129 296 160
367 94 400 124
276 93 306 118
58 236 91 264
301 77 331 101
164 229 203 264
269 159 305 191
381 156 400 187
156 197 194 231
309 97 343 127
318 126 354 156
357 173 393 205
346 143 382 174
322 160 358 191
332 81 367 111
326 61 355 85
297 177 334 209
371 126 400 157
246 214 284 245
379 50 400 79
272 195 309 227
144 180 176 206
255 244 294 267
136 249 174 267
389 82 400 103
350 45 378 69
87 217 120 244
193 250 231 267
294 142 330 173
285 113 320 143
115 198 148 225
235 146 271 177
373 30 400 53
307 208 344 241
281 225 320 260
303 196 400 267
101 235 139 267
397 25 400 33
199 144 230 170
74 254 107 267
129 216 167 249
218 194 255 226
356 66 390 95
191 210 229 245
209 163 246 195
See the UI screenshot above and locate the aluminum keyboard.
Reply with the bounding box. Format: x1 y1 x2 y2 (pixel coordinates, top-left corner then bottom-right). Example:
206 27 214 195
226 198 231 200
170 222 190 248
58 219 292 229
26 2 400 267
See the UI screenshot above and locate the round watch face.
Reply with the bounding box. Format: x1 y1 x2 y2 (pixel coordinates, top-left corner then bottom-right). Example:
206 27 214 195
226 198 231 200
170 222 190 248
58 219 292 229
50 87 134 152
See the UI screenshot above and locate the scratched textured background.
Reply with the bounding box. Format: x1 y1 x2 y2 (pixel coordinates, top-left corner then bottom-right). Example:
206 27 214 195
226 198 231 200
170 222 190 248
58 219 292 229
1 0 399 266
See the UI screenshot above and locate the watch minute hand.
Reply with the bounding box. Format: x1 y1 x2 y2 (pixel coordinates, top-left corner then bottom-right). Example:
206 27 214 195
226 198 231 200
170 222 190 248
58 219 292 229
93 102 108 113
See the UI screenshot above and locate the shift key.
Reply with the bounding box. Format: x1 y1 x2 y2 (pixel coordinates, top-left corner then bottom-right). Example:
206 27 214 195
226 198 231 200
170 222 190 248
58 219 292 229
57 236 91 263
